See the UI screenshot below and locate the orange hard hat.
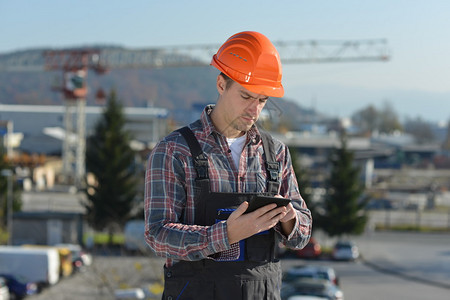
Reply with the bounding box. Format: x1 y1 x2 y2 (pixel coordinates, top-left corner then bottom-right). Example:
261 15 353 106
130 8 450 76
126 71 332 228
211 31 284 98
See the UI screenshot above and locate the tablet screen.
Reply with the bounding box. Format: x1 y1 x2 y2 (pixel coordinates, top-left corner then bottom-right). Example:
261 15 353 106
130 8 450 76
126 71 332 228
246 195 291 213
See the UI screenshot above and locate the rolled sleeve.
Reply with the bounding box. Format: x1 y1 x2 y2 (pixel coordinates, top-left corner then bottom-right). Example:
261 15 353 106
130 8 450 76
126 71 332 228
276 207 312 250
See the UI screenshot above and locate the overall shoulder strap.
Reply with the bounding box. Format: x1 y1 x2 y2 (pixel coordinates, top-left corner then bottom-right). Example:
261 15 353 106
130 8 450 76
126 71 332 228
176 126 209 180
259 130 280 195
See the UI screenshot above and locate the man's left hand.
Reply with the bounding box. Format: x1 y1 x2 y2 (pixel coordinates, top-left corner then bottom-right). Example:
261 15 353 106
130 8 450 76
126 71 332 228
275 196 297 236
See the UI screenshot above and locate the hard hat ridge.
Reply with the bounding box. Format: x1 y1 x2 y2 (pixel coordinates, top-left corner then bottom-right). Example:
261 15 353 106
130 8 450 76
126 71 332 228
211 31 284 97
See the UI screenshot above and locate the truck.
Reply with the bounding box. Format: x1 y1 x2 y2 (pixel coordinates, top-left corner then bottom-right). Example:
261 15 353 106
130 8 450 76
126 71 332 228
22 245 74 277
0 246 60 288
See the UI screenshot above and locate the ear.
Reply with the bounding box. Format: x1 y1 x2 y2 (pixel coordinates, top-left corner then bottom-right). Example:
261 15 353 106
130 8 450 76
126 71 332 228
216 74 226 95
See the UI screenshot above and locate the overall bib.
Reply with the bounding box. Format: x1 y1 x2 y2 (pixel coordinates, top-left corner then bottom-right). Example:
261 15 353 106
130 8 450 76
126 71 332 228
162 127 282 300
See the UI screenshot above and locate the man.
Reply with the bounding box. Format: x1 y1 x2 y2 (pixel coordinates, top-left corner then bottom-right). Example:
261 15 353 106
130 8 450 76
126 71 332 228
145 31 312 300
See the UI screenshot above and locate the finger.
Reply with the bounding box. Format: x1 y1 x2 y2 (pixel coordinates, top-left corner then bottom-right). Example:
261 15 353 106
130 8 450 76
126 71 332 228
255 206 287 228
261 210 288 231
252 203 278 216
278 203 292 216
279 207 296 223
229 201 249 220
280 212 295 223
273 209 288 222
265 205 287 217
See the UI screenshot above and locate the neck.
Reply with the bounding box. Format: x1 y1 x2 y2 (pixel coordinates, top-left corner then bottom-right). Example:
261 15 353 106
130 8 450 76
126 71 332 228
210 104 244 138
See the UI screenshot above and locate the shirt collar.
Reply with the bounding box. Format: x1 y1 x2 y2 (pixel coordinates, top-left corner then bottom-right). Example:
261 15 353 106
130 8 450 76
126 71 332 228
200 105 215 137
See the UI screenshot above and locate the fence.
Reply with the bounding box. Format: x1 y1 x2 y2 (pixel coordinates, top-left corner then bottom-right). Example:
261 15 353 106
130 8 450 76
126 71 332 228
369 209 450 230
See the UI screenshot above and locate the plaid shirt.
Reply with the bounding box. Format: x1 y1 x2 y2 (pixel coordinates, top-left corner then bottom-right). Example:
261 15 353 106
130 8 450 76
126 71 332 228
144 105 312 267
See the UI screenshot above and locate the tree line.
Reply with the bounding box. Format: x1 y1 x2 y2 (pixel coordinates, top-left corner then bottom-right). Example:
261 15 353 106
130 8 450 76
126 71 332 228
351 102 437 143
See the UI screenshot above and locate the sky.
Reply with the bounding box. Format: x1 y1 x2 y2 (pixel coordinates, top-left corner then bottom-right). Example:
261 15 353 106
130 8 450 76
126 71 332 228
1 0 450 125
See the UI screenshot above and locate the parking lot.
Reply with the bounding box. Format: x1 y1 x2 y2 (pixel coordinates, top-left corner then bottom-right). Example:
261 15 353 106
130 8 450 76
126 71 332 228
28 253 166 300
27 231 450 300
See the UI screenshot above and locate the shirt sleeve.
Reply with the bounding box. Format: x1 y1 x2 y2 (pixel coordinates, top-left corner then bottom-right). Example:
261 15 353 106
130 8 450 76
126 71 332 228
144 140 231 261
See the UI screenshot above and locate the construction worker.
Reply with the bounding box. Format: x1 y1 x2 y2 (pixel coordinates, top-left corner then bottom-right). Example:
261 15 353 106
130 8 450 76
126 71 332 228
144 31 312 300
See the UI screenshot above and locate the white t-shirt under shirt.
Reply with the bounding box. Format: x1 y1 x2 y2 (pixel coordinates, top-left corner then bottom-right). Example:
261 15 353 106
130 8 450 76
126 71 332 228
226 134 247 169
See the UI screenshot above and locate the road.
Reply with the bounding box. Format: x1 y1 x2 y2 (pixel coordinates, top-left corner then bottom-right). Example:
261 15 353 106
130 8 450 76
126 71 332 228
354 231 450 290
28 231 450 300
281 258 450 300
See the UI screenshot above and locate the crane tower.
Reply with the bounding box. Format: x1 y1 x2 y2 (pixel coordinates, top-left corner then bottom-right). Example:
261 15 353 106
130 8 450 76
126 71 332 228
43 50 107 188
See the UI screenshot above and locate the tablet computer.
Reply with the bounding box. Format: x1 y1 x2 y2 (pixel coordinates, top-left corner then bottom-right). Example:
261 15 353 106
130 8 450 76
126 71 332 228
245 195 291 213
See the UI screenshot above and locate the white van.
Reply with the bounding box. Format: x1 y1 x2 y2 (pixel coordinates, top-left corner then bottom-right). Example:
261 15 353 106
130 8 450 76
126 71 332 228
0 246 60 287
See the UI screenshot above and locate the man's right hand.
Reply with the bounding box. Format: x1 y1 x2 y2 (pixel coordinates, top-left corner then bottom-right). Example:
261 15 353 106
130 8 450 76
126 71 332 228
226 201 287 244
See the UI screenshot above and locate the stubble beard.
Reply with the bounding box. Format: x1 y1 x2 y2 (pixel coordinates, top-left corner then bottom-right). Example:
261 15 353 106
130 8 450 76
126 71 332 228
232 116 255 133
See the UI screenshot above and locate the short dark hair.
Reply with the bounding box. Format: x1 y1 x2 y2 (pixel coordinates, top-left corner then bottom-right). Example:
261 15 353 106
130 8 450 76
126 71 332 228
220 72 234 90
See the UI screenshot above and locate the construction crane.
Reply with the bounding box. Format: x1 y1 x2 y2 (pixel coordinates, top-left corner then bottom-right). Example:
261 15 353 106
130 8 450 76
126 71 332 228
1 39 390 188
42 50 107 187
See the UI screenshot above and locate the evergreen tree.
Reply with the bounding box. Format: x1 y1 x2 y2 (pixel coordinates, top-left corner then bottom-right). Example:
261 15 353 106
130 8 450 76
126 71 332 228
0 147 10 226
0 145 21 230
320 132 368 237
84 90 138 243
289 147 320 229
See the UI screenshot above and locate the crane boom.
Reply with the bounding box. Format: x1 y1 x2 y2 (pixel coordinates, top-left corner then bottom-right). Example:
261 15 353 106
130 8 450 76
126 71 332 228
0 39 389 72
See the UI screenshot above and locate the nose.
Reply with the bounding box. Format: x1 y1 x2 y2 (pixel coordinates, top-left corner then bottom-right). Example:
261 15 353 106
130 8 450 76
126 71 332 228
246 99 262 116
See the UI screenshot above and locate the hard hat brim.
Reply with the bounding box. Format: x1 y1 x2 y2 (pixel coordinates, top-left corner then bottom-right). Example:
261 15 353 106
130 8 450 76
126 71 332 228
240 81 284 98
211 56 284 98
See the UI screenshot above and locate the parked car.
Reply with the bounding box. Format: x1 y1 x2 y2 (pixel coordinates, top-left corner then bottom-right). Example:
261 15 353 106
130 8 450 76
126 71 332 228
294 238 322 259
0 277 9 300
0 274 38 299
332 241 359 261
114 288 146 299
55 244 92 272
365 198 393 210
285 296 328 300
283 265 339 286
281 278 343 300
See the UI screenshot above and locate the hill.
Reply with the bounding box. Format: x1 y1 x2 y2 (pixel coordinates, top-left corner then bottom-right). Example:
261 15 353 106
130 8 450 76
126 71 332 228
0 47 317 127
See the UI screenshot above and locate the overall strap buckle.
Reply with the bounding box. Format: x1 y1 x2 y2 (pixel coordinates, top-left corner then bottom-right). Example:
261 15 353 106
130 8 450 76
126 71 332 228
177 126 209 180
260 131 280 195
193 153 209 180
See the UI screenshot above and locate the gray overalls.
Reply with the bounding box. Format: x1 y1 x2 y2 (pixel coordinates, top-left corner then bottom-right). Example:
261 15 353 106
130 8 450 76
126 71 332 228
162 126 282 300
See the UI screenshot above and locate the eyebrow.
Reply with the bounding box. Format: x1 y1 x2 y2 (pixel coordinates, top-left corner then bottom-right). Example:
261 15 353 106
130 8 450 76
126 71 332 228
241 90 269 101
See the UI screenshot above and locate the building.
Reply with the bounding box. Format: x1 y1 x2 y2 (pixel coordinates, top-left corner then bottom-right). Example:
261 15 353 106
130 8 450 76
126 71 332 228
12 211 84 246
0 104 169 155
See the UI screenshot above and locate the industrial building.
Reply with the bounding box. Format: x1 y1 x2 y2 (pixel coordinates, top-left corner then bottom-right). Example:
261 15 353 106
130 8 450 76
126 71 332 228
0 103 169 155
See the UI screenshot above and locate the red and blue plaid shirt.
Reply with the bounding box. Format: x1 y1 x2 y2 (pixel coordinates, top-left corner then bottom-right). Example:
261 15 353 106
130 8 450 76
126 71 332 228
144 105 312 267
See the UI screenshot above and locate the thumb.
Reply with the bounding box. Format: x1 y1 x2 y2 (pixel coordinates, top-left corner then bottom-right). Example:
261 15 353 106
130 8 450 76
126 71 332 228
229 201 249 220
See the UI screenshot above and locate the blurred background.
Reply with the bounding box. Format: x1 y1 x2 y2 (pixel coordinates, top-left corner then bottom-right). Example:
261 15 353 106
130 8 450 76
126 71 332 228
0 1 449 299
